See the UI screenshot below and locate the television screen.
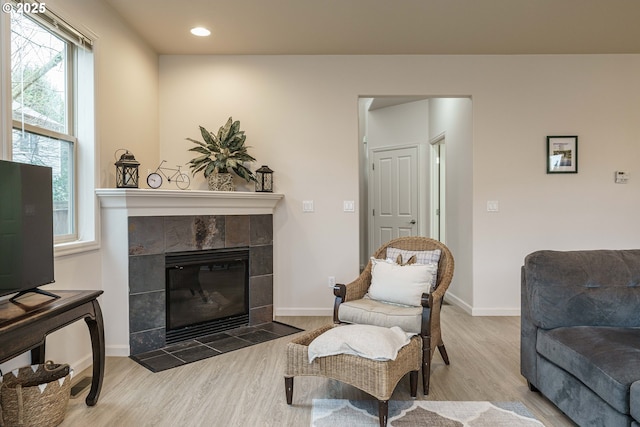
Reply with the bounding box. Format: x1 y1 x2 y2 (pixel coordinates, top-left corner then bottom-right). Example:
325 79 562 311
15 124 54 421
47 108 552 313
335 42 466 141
0 160 55 298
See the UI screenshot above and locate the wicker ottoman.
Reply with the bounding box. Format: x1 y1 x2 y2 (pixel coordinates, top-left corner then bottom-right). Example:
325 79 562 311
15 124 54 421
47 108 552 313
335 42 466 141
284 324 421 427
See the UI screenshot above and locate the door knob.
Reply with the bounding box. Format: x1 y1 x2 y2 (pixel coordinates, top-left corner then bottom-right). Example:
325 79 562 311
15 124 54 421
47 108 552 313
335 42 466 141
410 220 416 225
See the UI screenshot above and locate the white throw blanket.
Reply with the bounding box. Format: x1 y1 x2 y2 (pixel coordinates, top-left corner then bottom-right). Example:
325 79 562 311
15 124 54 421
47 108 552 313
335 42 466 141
308 324 414 363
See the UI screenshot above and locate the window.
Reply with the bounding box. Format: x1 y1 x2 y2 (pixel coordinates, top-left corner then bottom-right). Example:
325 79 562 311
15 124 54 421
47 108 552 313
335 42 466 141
2 1 95 246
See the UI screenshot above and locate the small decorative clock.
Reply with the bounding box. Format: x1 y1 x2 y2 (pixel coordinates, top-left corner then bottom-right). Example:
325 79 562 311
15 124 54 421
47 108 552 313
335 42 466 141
147 172 162 188
146 160 190 190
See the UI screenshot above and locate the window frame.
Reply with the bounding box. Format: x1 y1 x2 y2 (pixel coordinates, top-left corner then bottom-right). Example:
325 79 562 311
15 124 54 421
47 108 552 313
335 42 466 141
1 0 98 254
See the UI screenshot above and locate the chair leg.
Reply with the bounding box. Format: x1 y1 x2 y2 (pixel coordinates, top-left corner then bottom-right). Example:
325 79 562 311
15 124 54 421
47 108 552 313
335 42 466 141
284 377 293 404
438 343 450 365
409 370 418 398
422 336 431 395
378 400 389 427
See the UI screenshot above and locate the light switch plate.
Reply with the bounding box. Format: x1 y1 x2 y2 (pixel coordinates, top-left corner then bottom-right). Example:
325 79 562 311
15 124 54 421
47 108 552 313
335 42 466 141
303 200 314 212
487 200 499 212
615 171 629 184
343 200 355 212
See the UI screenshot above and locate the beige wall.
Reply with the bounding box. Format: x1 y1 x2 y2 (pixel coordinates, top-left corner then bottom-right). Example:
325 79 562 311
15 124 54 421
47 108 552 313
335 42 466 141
159 54 640 317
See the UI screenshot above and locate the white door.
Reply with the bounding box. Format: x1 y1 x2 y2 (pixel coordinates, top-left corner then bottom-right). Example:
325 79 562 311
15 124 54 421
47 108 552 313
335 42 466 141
370 146 419 253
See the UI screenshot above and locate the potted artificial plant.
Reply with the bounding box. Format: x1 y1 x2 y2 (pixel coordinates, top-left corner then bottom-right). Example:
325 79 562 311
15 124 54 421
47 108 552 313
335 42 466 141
187 117 256 191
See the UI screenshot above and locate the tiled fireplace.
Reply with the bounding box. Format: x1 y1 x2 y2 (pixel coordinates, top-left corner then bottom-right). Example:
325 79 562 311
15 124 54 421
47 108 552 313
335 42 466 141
128 214 273 354
96 189 283 357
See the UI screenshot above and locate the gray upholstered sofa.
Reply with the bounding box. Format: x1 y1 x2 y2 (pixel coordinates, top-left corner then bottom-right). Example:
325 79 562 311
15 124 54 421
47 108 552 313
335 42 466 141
521 249 640 426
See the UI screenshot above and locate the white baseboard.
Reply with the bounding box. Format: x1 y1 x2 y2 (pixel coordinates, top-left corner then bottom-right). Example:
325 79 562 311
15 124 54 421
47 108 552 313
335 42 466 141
275 307 333 317
106 345 130 358
445 293 521 316
274 301 520 318
69 353 93 377
471 307 521 316
444 292 473 314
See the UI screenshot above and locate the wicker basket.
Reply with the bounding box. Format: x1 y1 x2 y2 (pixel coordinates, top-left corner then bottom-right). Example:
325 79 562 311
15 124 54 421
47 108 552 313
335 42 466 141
0 362 71 427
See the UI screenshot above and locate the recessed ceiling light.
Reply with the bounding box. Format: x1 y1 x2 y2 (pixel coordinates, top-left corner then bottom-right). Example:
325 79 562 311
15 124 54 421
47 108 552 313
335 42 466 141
190 27 211 37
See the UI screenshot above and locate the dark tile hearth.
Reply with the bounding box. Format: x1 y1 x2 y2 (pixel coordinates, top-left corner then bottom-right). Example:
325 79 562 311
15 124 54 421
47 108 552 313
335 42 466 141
130 321 303 373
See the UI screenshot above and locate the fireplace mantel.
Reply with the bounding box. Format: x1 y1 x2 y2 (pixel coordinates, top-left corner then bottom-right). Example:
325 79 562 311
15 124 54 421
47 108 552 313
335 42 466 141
96 188 283 357
96 188 283 216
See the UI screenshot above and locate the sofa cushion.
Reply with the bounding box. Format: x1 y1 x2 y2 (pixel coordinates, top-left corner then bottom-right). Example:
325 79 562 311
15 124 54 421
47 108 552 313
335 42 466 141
523 250 640 329
537 326 640 414
337 297 422 334
631 381 640 423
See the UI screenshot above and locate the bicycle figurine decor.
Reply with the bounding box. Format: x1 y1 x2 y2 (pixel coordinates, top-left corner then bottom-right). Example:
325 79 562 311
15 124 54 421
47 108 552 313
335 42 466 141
146 160 190 190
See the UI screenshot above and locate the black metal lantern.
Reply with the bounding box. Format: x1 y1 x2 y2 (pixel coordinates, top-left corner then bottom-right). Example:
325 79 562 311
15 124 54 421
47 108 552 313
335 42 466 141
114 150 140 188
255 165 274 192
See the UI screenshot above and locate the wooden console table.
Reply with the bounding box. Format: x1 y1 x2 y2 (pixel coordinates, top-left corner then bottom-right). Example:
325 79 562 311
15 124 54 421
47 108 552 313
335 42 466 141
0 290 105 406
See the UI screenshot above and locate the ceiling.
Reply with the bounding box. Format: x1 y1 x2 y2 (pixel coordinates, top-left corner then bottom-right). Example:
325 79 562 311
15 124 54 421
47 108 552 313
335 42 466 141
104 0 640 55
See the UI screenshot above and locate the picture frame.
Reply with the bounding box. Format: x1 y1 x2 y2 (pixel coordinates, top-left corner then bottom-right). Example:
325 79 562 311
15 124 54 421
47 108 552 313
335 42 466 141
547 135 578 173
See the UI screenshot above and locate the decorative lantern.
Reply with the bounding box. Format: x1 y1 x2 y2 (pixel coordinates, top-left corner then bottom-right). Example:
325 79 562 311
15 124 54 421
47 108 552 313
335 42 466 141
114 150 140 188
255 165 274 192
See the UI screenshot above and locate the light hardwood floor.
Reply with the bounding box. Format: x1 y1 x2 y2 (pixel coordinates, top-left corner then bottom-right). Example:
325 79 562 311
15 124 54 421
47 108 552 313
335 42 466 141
62 305 575 426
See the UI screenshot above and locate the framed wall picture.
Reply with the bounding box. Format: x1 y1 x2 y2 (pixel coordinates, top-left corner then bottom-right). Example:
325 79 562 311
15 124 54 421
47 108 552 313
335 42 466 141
547 135 578 173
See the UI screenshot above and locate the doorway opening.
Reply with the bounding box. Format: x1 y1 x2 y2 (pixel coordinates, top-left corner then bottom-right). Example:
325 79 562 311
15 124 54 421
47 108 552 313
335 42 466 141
430 133 446 242
358 96 469 267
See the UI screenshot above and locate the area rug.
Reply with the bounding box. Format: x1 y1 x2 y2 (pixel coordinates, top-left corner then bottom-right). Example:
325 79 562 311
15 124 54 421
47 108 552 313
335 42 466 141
130 321 303 373
311 399 545 426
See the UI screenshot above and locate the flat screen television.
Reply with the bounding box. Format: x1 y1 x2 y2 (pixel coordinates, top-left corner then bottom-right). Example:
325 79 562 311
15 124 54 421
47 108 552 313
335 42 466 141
0 159 56 301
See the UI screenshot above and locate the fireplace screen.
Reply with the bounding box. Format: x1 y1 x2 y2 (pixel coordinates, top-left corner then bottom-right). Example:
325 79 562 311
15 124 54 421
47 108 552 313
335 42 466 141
166 248 249 337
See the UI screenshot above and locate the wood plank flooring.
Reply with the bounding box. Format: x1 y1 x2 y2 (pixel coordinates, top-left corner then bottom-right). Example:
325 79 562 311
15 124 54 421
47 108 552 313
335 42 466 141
61 305 575 426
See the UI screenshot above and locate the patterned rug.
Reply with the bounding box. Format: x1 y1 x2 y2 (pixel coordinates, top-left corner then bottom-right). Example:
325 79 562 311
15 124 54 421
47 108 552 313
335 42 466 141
311 399 545 426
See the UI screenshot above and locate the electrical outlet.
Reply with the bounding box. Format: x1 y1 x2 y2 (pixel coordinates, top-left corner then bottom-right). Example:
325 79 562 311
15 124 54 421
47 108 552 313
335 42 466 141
328 276 336 288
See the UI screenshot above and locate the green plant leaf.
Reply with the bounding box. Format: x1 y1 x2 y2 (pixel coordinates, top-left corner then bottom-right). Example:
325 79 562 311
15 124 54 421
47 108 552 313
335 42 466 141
186 137 207 148
187 117 255 180
218 117 233 146
199 126 218 146
234 164 257 182
188 147 212 156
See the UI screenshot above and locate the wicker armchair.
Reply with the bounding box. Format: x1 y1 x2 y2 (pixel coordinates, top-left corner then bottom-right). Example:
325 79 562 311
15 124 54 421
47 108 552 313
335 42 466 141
333 236 454 395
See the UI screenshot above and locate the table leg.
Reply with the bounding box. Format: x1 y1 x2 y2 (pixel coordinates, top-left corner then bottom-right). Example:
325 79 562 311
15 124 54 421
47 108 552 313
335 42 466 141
84 299 105 406
30 342 45 364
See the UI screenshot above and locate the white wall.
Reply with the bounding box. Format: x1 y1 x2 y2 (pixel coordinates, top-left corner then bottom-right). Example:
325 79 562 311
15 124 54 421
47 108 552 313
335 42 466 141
429 98 473 310
159 54 640 317
0 0 159 373
367 100 429 149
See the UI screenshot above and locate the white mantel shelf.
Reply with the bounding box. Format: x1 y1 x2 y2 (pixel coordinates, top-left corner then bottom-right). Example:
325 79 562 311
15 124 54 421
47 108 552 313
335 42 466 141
96 188 284 216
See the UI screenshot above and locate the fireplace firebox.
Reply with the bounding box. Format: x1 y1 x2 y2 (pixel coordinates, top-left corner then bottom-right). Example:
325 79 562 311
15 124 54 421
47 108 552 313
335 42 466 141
165 248 249 344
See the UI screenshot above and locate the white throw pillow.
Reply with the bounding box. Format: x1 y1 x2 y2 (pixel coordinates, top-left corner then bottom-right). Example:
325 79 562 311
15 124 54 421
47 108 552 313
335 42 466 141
368 258 437 307
308 324 413 362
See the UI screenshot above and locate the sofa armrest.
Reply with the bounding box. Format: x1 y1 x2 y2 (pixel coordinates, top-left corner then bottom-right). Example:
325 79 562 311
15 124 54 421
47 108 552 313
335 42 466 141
521 266 539 387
